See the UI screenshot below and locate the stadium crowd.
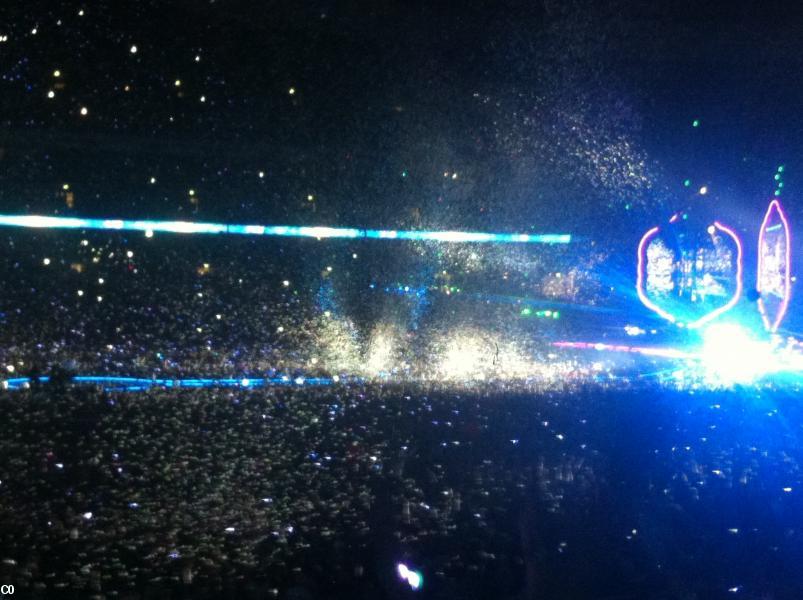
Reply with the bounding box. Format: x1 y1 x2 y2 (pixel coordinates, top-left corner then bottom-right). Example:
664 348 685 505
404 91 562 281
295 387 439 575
2 381 803 599
1 230 802 599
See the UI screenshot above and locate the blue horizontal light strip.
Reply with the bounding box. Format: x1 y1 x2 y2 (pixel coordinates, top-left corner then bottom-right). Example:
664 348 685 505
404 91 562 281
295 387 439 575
2 374 353 391
0 214 571 244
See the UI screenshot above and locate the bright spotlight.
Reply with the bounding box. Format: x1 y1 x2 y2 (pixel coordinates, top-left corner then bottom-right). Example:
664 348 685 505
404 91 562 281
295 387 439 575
700 323 777 384
441 336 486 380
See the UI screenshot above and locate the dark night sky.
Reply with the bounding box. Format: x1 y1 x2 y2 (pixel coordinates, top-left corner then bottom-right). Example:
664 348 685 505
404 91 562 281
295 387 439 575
2 0 803 239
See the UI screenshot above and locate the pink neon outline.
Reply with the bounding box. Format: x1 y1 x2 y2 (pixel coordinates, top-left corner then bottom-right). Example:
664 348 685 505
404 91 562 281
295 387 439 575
636 226 677 323
552 341 693 360
757 199 792 333
636 221 743 329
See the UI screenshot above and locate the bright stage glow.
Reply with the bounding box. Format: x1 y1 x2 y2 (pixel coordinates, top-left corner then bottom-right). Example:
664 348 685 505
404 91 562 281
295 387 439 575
700 323 777 385
757 199 792 333
0 214 570 244
637 220 743 329
440 336 488 380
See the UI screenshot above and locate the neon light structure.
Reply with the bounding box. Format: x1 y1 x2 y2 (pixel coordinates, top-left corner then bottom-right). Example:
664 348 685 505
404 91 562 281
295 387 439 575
0 214 571 244
552 341 694 360
1 374 353 391
636 220 743 329
757 199 792 333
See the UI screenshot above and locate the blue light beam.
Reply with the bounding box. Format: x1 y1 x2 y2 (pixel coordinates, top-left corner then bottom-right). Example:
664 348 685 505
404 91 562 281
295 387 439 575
2 374 354 391
0 214 571 244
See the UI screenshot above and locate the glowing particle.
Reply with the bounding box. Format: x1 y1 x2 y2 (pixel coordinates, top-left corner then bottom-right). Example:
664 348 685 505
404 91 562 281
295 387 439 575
699 186 708 195
126 250 134 258
200 95 206 103
97 296 103 302
258 171 265 178
778 165 785 173
195 55 201 62
53 70 61 77
683 179 691 187
62 183 70 191
326 265 332 272
145 229 153 238
692 119 700 127
42 257 50 265
82 512 92 520
77 290 84 296
47 90 55 99
396 564 423 590
31 28 37 35
215 313 222 320
130 45 137 54
352 253 357 259
80 106 88 116
784 487 793 492
78 9 84 16
98 278 104 284
175 79 181 87
307 194 314 201
189 189 195 196
5 365 12 373
288 87 296 95
282 280 290 287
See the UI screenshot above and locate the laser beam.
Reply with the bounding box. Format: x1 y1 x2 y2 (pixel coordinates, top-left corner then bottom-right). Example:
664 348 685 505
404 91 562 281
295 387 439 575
0 214 571 244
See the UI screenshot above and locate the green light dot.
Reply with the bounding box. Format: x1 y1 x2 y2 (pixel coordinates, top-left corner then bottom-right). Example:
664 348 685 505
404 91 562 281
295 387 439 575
553 311 560 319
775 174 781 180
692 119 700 127
683 213 689 220
778 165 785 173
778 182 784 188
521 307 532 316
775 189 782 196
683 179 691 187
625 204 631 210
